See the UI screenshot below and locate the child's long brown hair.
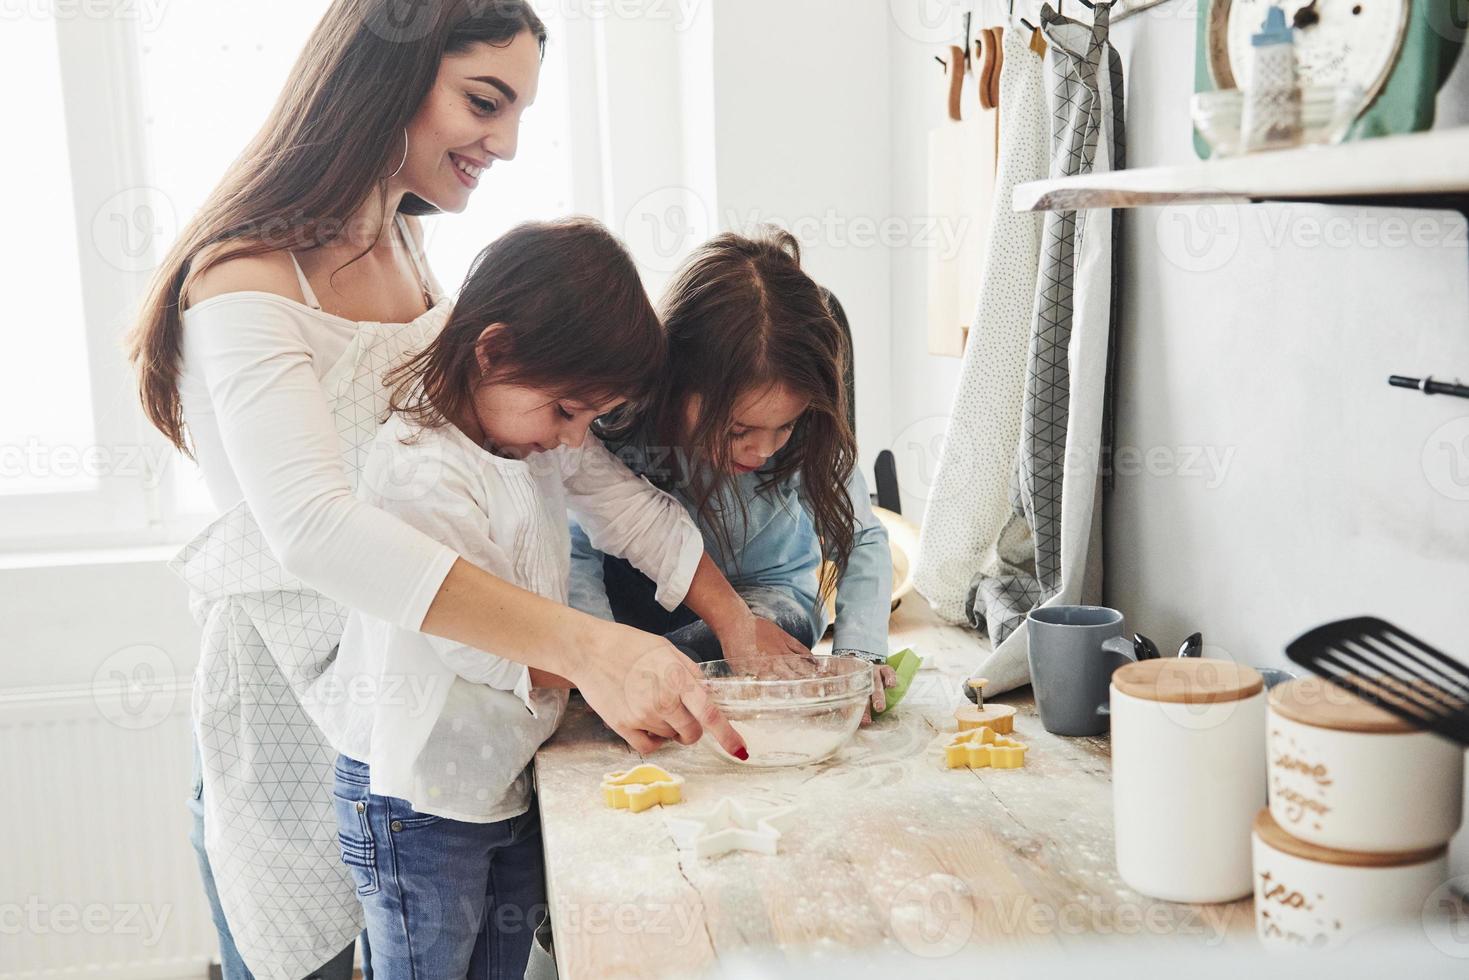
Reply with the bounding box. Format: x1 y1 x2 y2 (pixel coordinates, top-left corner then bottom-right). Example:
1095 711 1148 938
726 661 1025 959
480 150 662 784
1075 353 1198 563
126 0 547 458
385 217 664 434
601 227 857 597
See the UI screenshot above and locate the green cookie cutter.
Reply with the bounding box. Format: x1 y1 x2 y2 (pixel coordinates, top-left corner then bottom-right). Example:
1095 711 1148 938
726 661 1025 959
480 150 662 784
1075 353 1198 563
878 647 923 715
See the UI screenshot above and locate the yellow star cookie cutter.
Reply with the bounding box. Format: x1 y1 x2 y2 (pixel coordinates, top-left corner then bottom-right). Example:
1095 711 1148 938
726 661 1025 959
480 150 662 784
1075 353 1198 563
601 763 685 812
944 726 1027 770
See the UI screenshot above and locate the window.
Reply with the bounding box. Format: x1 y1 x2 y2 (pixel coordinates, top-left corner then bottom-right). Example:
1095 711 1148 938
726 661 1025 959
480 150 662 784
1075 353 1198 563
1 17 97 499
3 4 586 552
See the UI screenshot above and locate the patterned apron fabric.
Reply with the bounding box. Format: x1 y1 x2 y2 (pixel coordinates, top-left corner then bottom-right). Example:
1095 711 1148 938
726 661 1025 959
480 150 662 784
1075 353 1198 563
170 302 450 980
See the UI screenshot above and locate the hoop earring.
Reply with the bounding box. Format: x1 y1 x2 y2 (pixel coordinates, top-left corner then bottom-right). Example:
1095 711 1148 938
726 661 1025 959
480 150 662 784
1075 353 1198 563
388 128 409 179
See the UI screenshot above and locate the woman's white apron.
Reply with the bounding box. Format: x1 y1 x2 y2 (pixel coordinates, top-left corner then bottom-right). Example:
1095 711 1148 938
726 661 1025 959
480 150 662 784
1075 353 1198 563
170 300 451 980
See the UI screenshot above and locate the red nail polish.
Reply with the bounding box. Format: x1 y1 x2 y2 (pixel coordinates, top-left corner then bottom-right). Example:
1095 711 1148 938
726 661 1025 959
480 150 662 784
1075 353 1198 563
734 746 749 761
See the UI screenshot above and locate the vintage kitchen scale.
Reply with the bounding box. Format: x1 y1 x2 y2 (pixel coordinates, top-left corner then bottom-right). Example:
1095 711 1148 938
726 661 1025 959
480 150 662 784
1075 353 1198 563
1193 0 1466 157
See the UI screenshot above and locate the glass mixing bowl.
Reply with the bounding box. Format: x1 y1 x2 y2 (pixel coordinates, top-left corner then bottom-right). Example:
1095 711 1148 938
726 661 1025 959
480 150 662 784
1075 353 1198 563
698 655 872 768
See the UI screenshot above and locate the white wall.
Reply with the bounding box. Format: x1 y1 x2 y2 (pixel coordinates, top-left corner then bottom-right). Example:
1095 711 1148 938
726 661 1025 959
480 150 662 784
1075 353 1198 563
887 10 967 519
0 549 208 976
599 0 895 473
0 550 199 690
887 4 1469 671
707 1 895 471
1106 12 1469 668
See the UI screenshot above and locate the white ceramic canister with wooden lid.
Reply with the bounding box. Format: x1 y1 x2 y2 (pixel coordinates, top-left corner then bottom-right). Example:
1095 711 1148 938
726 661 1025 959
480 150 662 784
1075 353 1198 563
1110 658 1267 903
1253 808 1448 950
1268 677 1464 852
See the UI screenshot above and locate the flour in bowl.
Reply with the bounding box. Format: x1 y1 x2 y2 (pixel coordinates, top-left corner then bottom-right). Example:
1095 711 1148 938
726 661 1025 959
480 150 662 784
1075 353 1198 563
709 714 858 767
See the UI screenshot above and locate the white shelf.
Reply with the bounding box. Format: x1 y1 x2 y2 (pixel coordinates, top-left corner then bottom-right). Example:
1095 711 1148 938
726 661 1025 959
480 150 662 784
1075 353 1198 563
1012 127 1469 212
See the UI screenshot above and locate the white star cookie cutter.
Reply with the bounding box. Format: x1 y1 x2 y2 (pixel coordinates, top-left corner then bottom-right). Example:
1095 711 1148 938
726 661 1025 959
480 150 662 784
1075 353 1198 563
664 797 798 860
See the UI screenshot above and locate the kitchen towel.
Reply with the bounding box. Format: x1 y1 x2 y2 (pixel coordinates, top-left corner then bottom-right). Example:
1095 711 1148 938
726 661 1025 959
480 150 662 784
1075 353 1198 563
914 22 1049 625
956 1 1125 696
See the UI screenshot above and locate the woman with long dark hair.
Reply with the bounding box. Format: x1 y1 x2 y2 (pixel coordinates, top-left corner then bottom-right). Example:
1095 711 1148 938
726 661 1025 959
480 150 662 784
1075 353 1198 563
126 4 751 976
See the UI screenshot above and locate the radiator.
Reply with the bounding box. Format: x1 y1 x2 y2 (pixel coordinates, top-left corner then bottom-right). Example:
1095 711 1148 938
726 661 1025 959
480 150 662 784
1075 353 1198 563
1 675 213 979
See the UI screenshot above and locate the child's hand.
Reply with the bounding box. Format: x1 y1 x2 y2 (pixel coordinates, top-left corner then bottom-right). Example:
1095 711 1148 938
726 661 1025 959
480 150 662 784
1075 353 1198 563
717 616 814 679
685 557 809 667
710 611 810 669
859 662 898 727
753 617 811 658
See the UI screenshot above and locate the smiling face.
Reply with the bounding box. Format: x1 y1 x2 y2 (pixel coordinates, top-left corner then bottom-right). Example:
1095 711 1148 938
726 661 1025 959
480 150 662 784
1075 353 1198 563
396 31 542 213
685 384 811 474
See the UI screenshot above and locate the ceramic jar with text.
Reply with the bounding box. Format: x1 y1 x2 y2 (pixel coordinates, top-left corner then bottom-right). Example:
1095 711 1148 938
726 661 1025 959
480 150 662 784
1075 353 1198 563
1268 677 1464 853
1253 808 1448 950
1111 658 1267 903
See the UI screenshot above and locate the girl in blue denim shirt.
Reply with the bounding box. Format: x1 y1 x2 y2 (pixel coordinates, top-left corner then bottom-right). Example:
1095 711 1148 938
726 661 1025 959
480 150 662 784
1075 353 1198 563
570 227 898 721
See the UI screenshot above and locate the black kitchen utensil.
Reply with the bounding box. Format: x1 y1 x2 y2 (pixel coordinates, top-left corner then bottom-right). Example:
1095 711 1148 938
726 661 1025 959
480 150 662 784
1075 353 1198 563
1178 632 1202 658
1133 632 1161 661
1285 616 1469 747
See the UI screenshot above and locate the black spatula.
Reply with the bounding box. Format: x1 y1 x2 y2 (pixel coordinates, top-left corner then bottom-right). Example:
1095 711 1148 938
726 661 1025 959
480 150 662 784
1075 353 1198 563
1285 617 1469 747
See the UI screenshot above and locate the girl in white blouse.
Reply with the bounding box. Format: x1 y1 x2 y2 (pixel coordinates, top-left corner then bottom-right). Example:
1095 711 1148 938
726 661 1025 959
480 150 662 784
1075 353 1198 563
321 216 781 978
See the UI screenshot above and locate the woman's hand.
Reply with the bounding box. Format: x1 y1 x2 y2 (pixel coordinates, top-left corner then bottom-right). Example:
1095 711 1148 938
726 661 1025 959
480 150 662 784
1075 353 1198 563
570 621 749 759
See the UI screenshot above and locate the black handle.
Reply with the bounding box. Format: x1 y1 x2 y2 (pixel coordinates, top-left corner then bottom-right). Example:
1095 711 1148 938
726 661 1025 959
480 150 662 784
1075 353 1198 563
1388 375 1469 399
873 450 901 515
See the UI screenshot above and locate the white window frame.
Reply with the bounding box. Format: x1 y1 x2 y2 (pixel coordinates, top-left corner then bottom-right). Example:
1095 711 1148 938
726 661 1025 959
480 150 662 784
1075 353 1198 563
0 11 178 555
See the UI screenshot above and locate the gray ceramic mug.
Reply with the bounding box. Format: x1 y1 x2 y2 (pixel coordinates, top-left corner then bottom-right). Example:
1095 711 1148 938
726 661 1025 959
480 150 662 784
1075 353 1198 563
1026 605 1137 736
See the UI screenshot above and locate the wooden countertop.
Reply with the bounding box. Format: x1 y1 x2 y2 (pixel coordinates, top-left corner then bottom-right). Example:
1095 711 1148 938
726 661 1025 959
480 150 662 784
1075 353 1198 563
532 596 1254 977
